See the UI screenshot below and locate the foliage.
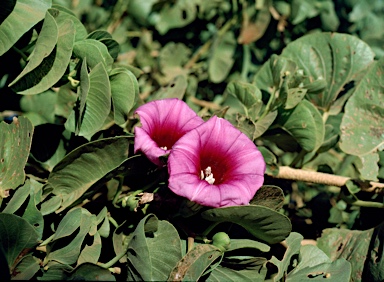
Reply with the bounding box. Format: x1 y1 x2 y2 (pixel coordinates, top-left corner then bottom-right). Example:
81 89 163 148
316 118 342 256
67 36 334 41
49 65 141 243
0 0 383 281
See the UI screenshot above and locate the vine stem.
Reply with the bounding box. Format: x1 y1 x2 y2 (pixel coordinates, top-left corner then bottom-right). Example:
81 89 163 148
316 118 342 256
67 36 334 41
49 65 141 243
273 166 384 192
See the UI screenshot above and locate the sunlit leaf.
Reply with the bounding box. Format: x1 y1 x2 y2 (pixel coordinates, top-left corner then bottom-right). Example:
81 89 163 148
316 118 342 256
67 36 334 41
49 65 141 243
127 214 183 281
279 100 325 152
0 0 51 56
77 231 101 265
339 57 384 156
51 5 87 41
11 16 75 95
22 179 44 239
11 255 40 280
281 32 375 110
73 39 114 69
0 117 33 197
250 185 284 210
201 205 291 244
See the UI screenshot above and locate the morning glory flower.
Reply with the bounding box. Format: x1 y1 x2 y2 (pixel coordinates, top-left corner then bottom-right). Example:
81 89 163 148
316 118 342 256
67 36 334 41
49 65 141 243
134 98 204 166
168 116 266 208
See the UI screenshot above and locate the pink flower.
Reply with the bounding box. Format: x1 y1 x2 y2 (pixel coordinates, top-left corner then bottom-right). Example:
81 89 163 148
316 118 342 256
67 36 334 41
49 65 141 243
134 98 204 166
168 116 266 208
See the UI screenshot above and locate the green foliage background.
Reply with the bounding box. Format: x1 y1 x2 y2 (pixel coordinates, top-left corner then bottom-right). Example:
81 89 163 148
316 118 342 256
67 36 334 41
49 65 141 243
0 0 383 281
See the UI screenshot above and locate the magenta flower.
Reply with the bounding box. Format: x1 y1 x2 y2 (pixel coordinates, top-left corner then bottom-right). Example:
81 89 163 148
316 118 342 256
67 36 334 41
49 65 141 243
168 116 266 208
134 98 204 166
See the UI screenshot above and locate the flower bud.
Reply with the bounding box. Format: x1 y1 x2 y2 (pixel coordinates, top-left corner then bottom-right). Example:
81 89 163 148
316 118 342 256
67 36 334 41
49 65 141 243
212 232 230 251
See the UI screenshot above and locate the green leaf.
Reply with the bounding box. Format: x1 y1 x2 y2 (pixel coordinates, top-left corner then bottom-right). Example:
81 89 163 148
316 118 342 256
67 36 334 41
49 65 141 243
168 244 223 282
279 99 325 152
208 31 236 83
1 179 30 214
51 5 87 41
66 262 116 281
0 0 51 56
207 265 266 282
317 227 374 282
356 152 380 181
22 179 44 239
0 213 39 270
20 90 57 125
250 185 285 210
47 208 95 265
201 205 291 244
87 30 119 60
268 232 303 281
0 117 33 197
287 246 351 281
109 68 139 125
46 137 132 213
77 231 101 265
9 11 58 86
11 255 40 280
225 81 262 110
339 57 384 156
227 239 270 253
363 221 384 281
11 16 75 95
281 32 375 110
151 75 188 100
65 62 111 137
73 39 114 69
127 214 183 281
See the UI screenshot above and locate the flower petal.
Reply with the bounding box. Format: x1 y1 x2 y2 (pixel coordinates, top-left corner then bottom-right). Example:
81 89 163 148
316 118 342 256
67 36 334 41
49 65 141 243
168 116 266 207
134 98 204 166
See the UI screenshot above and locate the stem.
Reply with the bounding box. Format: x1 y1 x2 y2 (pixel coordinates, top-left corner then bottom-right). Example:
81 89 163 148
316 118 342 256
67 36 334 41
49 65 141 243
289 149 307 168
259 88 276 120
187 237 195 253
108 215 119 229
352 200 384 209
272 166 384 192
12 46 28 61
241 44 251 80
202 222 222 237
98 250 127 269
112 176 124 207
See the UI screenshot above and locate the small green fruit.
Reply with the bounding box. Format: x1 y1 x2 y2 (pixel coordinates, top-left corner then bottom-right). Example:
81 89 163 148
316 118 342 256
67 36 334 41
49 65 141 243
212 232 230 251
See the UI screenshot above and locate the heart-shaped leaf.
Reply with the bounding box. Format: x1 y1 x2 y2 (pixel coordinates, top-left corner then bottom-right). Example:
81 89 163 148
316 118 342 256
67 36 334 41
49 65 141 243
201 205 291 244
127 214 182 281
281 32 375 111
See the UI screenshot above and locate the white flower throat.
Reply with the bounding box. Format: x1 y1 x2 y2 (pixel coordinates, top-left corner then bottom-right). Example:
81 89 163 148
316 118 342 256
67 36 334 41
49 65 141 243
200 166 215 184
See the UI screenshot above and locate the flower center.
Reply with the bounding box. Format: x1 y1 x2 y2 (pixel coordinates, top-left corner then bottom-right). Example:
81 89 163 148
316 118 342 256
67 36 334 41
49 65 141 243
200 166 215 185
160 146 168 151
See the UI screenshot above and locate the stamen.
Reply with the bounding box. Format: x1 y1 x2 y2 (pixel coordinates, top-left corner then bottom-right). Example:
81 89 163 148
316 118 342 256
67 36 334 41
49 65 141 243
160 146 168 151
200 166 215 184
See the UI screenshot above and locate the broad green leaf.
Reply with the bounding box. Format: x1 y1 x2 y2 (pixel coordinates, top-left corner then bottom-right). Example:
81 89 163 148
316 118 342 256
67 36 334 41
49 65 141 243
317 227 374 282
50 5 87 41
281 32 375 110
227 239 270 253
225 81 262 110
151 75 188 100
363 222 384 282
127 214 183 281
22 179 44 239
339 57 384 156
279 99 325 152
66 263 116 281
11 18 75 95
250 185 285 210
0 117 33 198
253 110 278 139
46 137 132 213
154 0 198 35
201 205 291 244
20 90 57 125
268 232 303 281
9 11 58 86
11 255 40 280
0 0 51 56
168 244 222 282
207 265 266 282
52 208 82 241
73 39 114 69
208 31 236 83
87 30 119 60
109 67 139 125
65 62 111 137
287 246 351 281
356 152 380 181
0 213 39 270
1 179 30 214
47 208 95 265
77 231 101 265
